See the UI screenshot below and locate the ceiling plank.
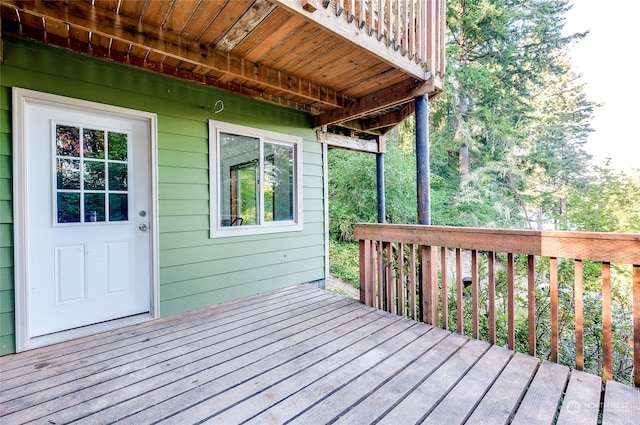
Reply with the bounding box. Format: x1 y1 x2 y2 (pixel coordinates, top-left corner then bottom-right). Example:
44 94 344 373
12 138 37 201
216 0 277 52
0 0 348 109
312 78 433 128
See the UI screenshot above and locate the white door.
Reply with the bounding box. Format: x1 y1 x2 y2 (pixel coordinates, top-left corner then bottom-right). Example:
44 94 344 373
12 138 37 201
14 89 157 349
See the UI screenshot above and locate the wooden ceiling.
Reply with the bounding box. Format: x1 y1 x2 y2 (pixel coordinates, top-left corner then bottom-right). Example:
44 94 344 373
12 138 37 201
0 0 444 136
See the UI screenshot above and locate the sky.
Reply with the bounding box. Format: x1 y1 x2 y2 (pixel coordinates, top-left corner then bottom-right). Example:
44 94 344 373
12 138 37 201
563 1 639 174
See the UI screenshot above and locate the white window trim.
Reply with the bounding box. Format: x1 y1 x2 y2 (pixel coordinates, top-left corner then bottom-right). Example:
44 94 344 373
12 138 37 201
209 120 303 238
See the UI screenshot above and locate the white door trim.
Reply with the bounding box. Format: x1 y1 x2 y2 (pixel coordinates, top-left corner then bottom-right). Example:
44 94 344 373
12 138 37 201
12 88 160 352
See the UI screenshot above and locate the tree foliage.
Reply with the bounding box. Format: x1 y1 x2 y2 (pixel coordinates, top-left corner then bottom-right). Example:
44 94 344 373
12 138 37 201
327 0 639 384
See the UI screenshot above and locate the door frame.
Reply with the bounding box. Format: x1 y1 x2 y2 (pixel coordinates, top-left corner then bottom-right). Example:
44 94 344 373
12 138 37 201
12 88 160 352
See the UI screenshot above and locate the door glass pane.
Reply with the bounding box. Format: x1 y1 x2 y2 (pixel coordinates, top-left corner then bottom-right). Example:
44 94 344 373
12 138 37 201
83 128 105 159
108 132 128 161
55 124 129 225
56 125 81 157
109 194 128 221
264 143 294 222
219 132 259 226
57 159 81 190
57 193 81 223
108 163 128 191
84 161 106 190
84 193 106 222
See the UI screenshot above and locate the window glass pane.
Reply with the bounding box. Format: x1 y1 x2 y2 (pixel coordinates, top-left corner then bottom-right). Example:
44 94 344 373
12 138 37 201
84 193 106 222
108 132 128 161
220 132 259 227
108 163 128 191
83 128 105 159
56 125 81 157
57 159 81 190
264 143 294 222
84 160 106 190
109 194 128 221
57 193 81 223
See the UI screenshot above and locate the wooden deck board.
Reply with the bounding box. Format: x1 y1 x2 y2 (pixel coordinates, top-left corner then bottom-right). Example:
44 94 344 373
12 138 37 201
603 380 640 424
466 352 539 424
1 284 639 425
511 361 570 425
557 369 603 425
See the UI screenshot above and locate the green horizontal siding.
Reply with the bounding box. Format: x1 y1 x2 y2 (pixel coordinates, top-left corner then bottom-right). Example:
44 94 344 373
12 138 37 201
0 75 13 355
0 37 326 356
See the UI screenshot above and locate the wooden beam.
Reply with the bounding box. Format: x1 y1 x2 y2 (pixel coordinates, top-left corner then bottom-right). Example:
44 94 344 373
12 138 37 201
273 0 429 80
313 78 433 128
0 0 348 109
317 131 382 153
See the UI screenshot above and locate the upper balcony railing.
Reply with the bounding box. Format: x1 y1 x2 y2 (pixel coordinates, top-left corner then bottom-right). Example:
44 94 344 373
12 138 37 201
302 0 446 79
355 223 640 386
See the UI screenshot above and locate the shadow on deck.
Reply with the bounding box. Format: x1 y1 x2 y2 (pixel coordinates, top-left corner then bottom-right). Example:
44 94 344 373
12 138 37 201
1 284 639 424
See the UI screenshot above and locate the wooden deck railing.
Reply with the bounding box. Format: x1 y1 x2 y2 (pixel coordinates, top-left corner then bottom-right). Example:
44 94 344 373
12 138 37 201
322 0 446 78
355 223 640 386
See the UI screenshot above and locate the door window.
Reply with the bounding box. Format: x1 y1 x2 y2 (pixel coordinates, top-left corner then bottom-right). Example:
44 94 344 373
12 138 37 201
55 124 129 224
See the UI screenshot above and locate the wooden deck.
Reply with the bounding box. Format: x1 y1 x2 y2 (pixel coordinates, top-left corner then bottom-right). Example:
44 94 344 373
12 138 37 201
1 284 639 425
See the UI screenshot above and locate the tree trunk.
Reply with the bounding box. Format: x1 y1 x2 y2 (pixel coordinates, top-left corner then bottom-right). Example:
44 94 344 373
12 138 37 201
459 145 469 176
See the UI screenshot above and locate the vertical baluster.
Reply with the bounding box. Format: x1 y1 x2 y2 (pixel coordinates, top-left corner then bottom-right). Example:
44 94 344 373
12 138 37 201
456 248 463 334
550 257 559 363
488 251 496 344
602 262 612 380
507 253 515 350
394 0 400 48
409 243 417 320
398 242 406 317
348 0 356 22
633 264 640 387
408 0 415 59
385 242 395 314
386 0 392 46
472 249 479 339
528 255 536 356
441 246 448 330
367 0 375 35
575 259 584 370
377 241 384 310
377 0 384 40
421 244 438 325
359 239 375 307
358 0 365 25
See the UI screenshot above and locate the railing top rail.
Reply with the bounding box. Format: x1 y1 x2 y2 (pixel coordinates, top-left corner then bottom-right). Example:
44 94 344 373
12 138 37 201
354 223 640 264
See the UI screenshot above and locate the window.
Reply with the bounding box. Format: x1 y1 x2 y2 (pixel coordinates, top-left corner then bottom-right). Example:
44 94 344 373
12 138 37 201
209 120 303 237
